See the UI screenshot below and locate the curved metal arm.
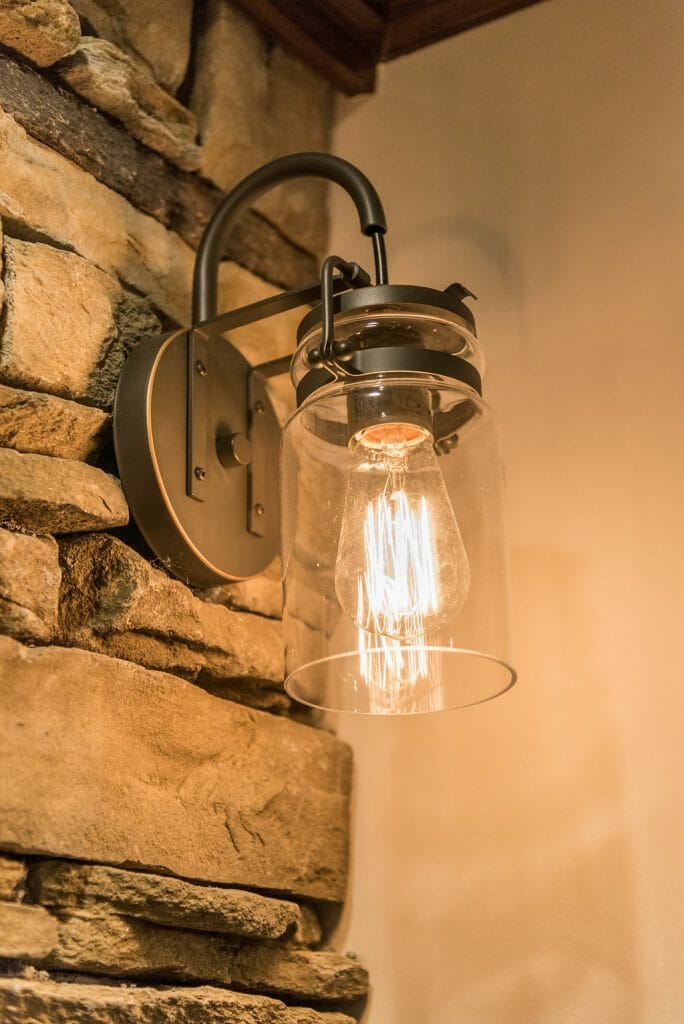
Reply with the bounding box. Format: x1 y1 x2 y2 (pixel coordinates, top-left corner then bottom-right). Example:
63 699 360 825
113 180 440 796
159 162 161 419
192 152 389 323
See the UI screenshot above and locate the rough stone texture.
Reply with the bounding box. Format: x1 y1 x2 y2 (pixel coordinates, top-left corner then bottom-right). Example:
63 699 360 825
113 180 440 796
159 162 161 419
58 534 284 702
0 383 111 461
0 902 58 959
0 854 25 900
0 53 318 291
58 38 201 172
30 860 307 942
0 237 160 408
0 978 356 1024
40 911 367 1002
191 1 333 256
0 526 60 640
0 106 192 323
71 0 192 92
0 0 80 67
0 637 351 900
0 108 315 326
0 448 128 534
295 906 323 950
0 215 4 311
203 556 283 620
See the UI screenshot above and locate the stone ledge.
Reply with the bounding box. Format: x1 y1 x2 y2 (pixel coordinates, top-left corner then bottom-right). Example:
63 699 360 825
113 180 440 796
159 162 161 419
57 38 201 173
29 860 314 943
58 534 284 703
0 526 60 639
202 556 283 621
0 448 128 534
70 0 192 94
0 383 111 460
38 910 367 1002
0 977 357 1024
0 902 58 959
0 636 351 901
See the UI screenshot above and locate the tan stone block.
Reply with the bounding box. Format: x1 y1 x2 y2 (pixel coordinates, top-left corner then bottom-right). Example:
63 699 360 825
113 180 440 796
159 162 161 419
0 527 60 639
0 107 193 323
0 448 128 534
41 910 367 1002
0 383 110 461
0 977 357 1024
0 637 351 900
203 556 283 620
58 38 200 171
0 0 80 67
191 1 333 256
30 860 305 941
0 902 57 959
1 237 160 407
70 0 192 92
0 110 309 330
0 854 25 900
58 534 283 690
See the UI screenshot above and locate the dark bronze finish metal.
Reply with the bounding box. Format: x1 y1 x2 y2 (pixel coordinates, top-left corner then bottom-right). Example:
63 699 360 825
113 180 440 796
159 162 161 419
185 154 387 510
187 330 209 502
217 432 252 467
193 153 388 324
114 329 280 585
296 347 482 406
297 283 477 343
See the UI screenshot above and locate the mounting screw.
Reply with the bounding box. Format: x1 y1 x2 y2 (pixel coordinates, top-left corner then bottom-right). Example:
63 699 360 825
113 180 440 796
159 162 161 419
254 400 266 414
194 465 206 481
255 503 265 517
195 360 208 376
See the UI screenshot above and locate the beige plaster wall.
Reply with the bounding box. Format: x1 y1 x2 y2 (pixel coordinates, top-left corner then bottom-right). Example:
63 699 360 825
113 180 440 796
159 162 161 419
329 1 684 1020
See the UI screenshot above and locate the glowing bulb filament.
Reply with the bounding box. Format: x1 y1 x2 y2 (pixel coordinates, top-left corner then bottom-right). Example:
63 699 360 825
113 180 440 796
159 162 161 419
358 489 440 639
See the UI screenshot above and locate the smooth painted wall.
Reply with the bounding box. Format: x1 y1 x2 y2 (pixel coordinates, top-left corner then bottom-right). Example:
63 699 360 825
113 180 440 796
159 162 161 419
329 1 684 1020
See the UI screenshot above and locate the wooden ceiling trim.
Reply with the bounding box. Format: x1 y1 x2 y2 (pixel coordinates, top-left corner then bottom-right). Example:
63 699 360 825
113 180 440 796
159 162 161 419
230 0 379 94
382 0 545 59
231 0 547 95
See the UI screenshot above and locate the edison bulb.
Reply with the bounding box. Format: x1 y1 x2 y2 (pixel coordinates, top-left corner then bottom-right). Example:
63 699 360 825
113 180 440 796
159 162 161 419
335 421 470 640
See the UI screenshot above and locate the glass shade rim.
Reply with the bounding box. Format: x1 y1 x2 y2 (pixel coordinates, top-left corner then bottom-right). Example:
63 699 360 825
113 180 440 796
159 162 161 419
284 647 517 716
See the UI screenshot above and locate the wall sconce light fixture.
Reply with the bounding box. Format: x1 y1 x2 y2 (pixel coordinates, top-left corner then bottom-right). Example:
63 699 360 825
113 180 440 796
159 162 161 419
114 154 516 714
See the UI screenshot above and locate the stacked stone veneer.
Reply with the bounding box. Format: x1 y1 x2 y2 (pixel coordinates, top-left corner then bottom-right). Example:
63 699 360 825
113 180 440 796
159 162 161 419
0 2 366 1021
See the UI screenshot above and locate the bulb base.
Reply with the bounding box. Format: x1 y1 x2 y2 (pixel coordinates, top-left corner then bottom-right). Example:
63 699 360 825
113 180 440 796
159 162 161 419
347 385 432 448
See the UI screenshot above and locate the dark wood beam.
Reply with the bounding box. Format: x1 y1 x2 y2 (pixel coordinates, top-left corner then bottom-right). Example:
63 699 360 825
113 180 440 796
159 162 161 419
234 0 547 95
382 0 545 59
230 0 382 95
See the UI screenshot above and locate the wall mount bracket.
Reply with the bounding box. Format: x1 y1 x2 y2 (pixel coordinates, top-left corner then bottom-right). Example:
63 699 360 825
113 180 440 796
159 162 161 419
114 153 389 585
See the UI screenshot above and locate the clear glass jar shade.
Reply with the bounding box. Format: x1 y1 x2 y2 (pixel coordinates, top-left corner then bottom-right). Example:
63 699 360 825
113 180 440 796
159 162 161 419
281 376 516 714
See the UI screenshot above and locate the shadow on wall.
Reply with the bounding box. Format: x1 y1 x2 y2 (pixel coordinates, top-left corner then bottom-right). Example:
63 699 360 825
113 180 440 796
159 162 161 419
335 546 642 1024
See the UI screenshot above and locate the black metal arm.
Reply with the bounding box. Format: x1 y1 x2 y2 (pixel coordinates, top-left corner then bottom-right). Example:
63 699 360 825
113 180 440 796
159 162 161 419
192 152 389 323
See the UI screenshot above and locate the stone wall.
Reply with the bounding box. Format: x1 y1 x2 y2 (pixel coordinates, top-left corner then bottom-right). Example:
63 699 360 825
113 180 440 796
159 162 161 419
0 2 366 1020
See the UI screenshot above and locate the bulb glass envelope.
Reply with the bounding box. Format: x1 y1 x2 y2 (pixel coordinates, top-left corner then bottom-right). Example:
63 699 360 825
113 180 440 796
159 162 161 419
281 303 516 714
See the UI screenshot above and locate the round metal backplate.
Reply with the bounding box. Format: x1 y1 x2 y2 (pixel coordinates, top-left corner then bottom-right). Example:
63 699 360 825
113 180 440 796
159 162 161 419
113 329 280 587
